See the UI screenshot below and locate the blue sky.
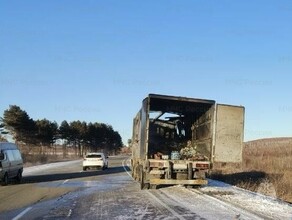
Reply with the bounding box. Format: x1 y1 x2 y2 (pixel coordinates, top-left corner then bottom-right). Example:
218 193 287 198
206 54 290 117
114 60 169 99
1 1 292 144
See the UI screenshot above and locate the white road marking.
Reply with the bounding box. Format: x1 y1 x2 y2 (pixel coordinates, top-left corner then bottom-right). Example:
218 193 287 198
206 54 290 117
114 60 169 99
122 158 134 180
12 207 32 220
67 209 72 217
62 179 69 184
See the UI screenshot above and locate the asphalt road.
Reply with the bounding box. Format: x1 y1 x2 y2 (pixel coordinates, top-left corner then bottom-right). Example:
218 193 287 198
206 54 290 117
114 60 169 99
0 156 131 219
0 156 291 220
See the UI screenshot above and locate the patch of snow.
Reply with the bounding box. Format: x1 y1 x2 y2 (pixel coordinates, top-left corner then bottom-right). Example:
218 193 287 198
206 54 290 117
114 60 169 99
23 160 82 176
197 179 292 220
158 185 261 220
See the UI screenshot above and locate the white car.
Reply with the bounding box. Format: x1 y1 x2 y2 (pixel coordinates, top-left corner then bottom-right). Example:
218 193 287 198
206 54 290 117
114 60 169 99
83 152 108 171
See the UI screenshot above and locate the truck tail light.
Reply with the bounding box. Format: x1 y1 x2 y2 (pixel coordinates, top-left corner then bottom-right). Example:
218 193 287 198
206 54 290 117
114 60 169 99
196 163 209 169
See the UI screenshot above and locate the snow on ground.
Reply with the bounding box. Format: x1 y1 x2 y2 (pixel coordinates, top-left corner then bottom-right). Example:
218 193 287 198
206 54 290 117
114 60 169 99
22 158 292 219
23 155 125 176
23 160 82 176
150 185 261 220
124 157 292 219
196 179 292 220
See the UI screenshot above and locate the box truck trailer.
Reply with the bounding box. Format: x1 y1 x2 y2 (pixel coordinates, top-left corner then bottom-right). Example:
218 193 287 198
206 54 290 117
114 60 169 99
131 94 244 189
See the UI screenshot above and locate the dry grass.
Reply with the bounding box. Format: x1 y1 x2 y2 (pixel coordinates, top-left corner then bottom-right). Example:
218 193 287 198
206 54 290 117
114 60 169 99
23 153 80 167
21 146 80 167
211 137 292 203
243 138 292 203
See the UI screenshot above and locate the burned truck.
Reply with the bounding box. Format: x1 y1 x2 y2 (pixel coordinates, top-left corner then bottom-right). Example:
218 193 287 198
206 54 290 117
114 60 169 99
131 94 244 189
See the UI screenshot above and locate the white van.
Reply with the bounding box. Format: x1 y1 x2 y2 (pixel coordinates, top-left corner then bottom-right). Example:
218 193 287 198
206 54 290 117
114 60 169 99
0 142 23 185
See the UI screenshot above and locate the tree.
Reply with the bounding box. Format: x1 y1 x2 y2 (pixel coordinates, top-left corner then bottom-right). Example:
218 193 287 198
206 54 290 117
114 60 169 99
110 131 123 154
59 120 71 143
86 122 97 149
1 105 124 157
0 117 8 141
79 121 88 155
59 120 71 157
97 124 123 154
88 122 106 151
69 120 88 156
35 119 58 154
77 122 123 155
2 105 36 144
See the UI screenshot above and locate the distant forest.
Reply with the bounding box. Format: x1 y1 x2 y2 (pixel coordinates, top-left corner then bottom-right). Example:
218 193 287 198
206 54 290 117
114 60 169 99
0 105 123 156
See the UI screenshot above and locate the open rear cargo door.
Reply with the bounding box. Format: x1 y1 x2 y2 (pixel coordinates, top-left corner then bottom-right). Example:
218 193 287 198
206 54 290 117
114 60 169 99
213 104 244 163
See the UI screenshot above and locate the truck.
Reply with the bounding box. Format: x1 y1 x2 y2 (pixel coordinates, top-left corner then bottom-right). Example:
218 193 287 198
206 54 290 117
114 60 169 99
131 94 244 189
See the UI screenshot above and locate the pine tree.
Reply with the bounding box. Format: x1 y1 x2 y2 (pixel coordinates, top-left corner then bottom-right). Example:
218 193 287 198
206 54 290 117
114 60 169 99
2 105 36 144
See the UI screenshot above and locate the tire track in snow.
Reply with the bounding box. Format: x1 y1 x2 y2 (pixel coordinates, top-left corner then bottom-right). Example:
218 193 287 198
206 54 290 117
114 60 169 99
190 188 265 220
122 157 268 219
145 191 187 220
122 158 194 219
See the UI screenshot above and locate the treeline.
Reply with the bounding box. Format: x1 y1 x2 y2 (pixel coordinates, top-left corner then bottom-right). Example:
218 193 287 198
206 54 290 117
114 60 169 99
0 105 123 156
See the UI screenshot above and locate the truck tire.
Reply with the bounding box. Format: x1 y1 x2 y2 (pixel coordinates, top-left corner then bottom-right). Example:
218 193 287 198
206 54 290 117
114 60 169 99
140 168 149 190
132 165 139 181
136 165 141 181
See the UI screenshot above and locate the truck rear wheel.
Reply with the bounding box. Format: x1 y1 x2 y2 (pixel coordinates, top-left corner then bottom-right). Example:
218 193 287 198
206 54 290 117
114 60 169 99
133 164 139 181
139 168 149 190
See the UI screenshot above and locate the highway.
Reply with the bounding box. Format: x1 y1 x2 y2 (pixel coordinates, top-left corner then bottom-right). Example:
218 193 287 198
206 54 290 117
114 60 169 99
0 156 291 220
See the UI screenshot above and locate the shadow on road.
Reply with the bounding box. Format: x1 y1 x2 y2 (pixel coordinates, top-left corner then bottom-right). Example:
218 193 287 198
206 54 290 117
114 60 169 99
210 171 268 187
21 166 131 184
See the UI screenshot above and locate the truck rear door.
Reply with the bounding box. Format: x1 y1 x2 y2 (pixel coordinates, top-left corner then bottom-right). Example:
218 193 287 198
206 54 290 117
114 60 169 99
213 104 244 163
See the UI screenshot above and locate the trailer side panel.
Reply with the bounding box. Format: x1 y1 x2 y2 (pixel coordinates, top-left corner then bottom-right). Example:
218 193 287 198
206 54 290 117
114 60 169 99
214 104 244 163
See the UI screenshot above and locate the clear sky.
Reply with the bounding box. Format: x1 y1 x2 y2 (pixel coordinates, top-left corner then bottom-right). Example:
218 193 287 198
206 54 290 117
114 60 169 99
1 1 292 145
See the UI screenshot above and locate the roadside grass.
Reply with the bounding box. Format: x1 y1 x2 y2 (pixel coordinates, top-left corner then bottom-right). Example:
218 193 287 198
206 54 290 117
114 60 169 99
211 138 292 203
22 153 80 167
21 146 81 167
21 145 129 167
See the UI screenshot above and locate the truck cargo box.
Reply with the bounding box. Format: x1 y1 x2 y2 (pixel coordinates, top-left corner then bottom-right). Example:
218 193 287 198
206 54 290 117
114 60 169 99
131 94 244 189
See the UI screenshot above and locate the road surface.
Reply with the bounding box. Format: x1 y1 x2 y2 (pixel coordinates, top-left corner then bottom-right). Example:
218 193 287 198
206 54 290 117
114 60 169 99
0 156 291 219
